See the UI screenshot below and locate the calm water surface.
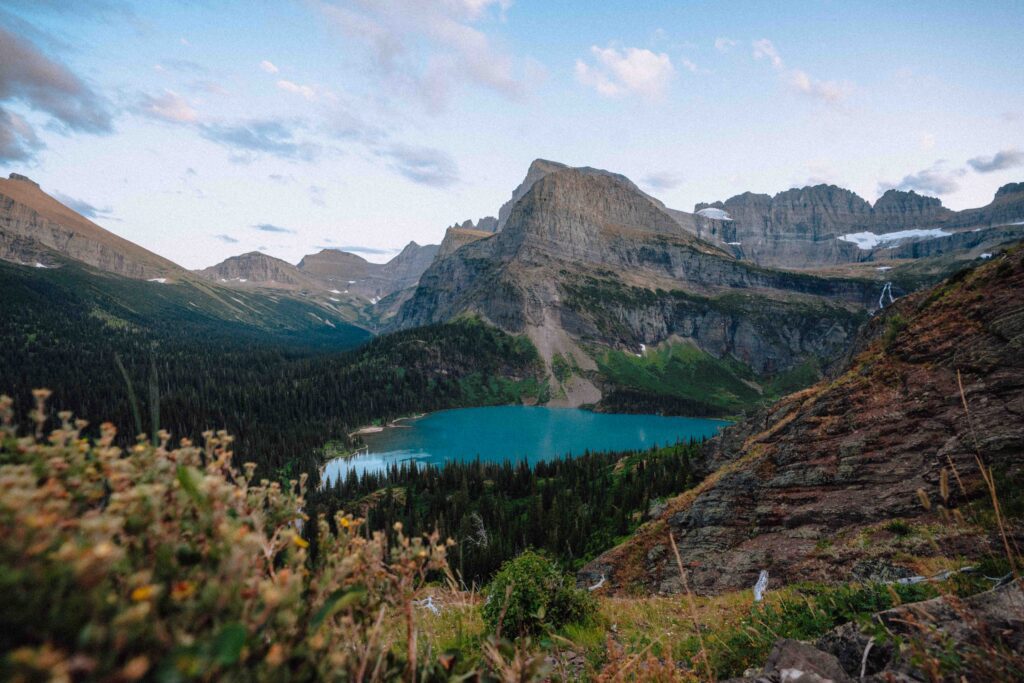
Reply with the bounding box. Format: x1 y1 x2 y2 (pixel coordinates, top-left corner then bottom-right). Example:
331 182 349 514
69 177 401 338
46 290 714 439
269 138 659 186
322 406 726 482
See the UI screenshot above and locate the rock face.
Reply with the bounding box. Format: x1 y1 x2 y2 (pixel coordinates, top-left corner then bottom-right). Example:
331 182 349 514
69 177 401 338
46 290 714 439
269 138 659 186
732 582 1024 682
200 241 440 303
692 183 1024 268
0 173 181 279
437 226 492 259
580 248 1024 595
199 251 316 287
396 164 879 405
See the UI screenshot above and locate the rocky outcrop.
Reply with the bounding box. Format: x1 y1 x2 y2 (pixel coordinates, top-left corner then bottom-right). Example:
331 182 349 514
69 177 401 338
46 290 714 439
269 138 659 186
732 582 1024 682
496 159 569 231
580 248 1024 595
377 241 440 291
437 226 492 259
199 251 316 287
0 173 181 279
692 183 1024 268
396 164 881 405
297 248 374 282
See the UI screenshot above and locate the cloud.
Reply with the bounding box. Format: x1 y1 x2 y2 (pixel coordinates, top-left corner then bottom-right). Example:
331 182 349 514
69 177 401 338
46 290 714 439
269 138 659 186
333 245 400 255
379 143 459 186
788 69 849 104
0 108 42 162
0 25 112 161
752 38 851 105
714 37 736 53
253 223 295 234
880 162 966 196
214 233 239 243
276 79 316 100
260 60 279 74
52 191 113 219
919 132 936 151
135 90 198 123
309 185 326 206
641 172 682 191
575 46 674 98
967 148 1024 173
199 119 319 162
680 59 699 74
318 0 533 112
752 39 784 69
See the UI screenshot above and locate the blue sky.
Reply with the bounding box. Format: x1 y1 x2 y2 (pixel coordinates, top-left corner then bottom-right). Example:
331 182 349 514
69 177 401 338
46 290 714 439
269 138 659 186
1 0 1022 268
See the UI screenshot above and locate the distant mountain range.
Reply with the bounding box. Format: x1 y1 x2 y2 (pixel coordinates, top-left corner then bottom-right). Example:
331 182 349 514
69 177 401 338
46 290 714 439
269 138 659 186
2 163 1022 414
394 160 1024 412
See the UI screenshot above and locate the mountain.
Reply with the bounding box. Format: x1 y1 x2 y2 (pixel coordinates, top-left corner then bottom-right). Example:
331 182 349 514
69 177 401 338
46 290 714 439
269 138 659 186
394 162 880 412
692 182 1024 268
292 242 439 302
199 250 323 289
0 173 181 279
580 246 1024 595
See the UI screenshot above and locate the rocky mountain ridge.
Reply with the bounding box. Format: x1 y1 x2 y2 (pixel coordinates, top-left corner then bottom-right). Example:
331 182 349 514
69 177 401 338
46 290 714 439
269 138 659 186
395 164 883 409
0 173 181 279
580 246 1024 595
693 182 1024 268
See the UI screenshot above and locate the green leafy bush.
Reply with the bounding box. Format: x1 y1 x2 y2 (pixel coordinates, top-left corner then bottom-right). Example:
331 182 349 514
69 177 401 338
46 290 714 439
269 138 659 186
481 551 595 636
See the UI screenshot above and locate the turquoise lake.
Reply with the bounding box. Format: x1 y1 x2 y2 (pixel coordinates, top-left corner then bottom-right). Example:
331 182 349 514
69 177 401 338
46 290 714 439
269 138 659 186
322 406 727 482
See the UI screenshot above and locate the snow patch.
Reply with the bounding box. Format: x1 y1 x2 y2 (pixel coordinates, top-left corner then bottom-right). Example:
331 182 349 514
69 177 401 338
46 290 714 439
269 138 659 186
979 253 993 259
329 289 342 294
34 262 50 268
726 241 741 246
347 280 356 284
329 297 341 302
636 343 646 358
875 266 893 272
696 207 733 221
369 296 380 305
148 278 168 283
838 228 950 250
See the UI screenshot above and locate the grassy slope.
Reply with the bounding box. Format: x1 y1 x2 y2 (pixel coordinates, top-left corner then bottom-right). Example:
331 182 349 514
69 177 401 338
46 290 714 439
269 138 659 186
594 340 825 418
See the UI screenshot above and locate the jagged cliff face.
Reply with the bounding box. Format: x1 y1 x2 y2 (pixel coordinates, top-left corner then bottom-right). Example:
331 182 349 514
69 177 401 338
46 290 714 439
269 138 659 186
0 174 181 279
692 183 1024 268
580 248 1024 595
396 167 879 405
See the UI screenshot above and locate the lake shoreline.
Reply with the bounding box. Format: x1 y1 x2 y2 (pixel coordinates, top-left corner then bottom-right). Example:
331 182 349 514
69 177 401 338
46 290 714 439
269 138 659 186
324 405 729 483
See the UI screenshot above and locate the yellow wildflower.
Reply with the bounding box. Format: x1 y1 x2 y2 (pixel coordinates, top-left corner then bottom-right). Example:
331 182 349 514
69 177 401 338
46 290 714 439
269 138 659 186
130 584 157 602
292 534 309 549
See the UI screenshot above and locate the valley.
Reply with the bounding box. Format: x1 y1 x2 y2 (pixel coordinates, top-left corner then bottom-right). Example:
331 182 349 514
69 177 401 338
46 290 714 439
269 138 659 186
1 158 1022 681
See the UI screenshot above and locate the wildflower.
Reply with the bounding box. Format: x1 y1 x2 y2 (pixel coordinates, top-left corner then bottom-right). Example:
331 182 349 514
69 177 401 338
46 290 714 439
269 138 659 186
265 644 285 667
122 655 150 680
170 581 195 601
131 584 158 602
292 534 309 549
340 517 351 529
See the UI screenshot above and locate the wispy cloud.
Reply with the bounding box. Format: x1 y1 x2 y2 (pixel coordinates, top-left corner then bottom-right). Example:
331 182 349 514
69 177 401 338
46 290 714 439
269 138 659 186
318 0 534 112
641 172 682 191
214 233 239 243
135 90 198 123
253 223 295 234
752 38 851 105
575 45 675 99
333 245 400 255
276 79 316 100
714 37 736 53
53 192 114 220
879 161 966 196
199 119 319 162
0 25 112 161
260 60 279 74
309 185 326 206
967 148 1024 173
378 143 459 186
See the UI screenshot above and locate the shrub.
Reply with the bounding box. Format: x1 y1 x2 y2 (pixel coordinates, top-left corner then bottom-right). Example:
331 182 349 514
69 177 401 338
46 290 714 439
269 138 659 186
481 550 595 636
0 392 451 682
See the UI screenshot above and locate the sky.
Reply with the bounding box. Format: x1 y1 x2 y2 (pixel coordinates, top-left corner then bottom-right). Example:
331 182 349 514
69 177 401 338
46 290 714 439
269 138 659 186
1 0 1022 269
